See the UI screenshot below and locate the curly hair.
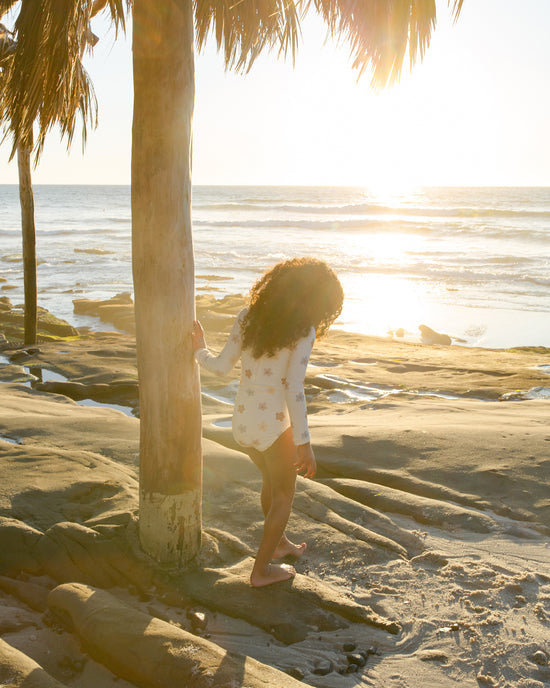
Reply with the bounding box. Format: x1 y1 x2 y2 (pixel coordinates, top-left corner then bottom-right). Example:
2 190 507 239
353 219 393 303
241 258 344 358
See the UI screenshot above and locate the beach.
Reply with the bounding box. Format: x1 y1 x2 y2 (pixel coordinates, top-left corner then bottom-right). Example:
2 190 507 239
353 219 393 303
0 291 549 688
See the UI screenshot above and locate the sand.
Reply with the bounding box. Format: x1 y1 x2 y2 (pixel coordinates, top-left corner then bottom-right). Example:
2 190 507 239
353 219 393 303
0 292 549 687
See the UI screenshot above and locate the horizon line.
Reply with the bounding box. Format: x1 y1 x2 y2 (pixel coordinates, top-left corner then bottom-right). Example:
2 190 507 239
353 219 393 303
1 183 550 190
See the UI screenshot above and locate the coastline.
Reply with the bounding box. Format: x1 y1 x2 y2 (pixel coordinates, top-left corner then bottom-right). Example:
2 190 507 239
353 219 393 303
0 293 549 687
2 184 550 350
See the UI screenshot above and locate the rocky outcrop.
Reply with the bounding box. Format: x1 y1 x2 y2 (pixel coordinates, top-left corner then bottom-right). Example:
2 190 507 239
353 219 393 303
72 292 247 336
48 583 306 688
419 324 452 345
73 292 136 334
33 379 139 409
0 639 69 688
0 303 78 343
181 558 400 643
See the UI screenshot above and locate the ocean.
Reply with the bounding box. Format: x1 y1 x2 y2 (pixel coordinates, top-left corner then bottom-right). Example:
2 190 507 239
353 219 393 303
1 185 549 349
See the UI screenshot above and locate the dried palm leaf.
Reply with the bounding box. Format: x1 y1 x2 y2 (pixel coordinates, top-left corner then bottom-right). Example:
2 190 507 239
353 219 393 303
92 0 132 33
0 0 18 17
195 0 462 87
195 0 302 72
0 0 129 162
0 22 15 62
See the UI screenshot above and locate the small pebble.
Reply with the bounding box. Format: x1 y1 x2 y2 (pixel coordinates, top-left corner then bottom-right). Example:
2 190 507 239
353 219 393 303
186 610 207 631
312 659 333 676
347 653 366 668
530 650 548 666
10 350 32 362
438 624 459 633
343 642 356 652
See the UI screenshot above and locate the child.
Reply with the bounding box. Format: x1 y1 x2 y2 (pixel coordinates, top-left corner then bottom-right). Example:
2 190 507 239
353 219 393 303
192 258 344 587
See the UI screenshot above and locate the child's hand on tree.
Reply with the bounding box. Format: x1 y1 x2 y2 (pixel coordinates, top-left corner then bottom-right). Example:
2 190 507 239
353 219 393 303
191 320 206 351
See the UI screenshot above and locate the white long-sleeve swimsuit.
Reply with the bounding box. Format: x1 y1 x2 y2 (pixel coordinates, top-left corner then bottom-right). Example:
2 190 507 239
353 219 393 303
195 309 314 452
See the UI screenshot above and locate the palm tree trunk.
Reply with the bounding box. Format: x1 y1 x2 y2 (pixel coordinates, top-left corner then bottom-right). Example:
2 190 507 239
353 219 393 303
17 142 37 346
132 0 201 564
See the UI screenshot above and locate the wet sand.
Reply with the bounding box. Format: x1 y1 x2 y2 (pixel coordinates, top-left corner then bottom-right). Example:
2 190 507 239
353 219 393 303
0 293 549 687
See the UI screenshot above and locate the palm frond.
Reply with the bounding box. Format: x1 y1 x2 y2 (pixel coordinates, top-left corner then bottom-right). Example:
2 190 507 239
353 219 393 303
195 0 302 72
0 0 98 162
0 0 19 19
197 0 448 87
450 0 463 22
0 22 15 62
92 0 132 34
306 0 437 88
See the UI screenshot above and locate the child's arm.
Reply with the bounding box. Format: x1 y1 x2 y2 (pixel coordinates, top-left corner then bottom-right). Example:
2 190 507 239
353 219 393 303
193 310 245 376
285 327 315 448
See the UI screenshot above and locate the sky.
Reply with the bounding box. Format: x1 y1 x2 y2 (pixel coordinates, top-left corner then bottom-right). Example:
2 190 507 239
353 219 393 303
1 0 549 187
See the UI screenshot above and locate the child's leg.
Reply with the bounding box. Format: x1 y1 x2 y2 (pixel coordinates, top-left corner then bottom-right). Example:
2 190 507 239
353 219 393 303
247 447 273 518
247 440 306 563
250 428 300 587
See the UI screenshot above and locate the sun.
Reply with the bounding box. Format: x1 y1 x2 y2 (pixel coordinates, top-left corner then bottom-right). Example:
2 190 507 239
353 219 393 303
356 160 423 200
367 176 419 202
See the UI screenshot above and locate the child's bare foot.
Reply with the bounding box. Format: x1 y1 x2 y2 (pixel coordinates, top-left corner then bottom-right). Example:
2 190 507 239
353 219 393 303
273 536 307 560
250 563 296 588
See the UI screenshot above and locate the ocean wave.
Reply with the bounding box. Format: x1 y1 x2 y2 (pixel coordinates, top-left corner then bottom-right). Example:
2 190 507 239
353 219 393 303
339 263 550 286
38 229 129 240
193 217 549 242
193 247 550 289
404 251 539 267
194 217 378 231
194 201 389 213
194 200 550 220
93 217 131 224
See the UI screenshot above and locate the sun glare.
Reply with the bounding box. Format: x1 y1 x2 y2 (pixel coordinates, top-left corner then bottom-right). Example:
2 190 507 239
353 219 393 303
339 273 433 341
366 178 419 204
358 164 422 202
